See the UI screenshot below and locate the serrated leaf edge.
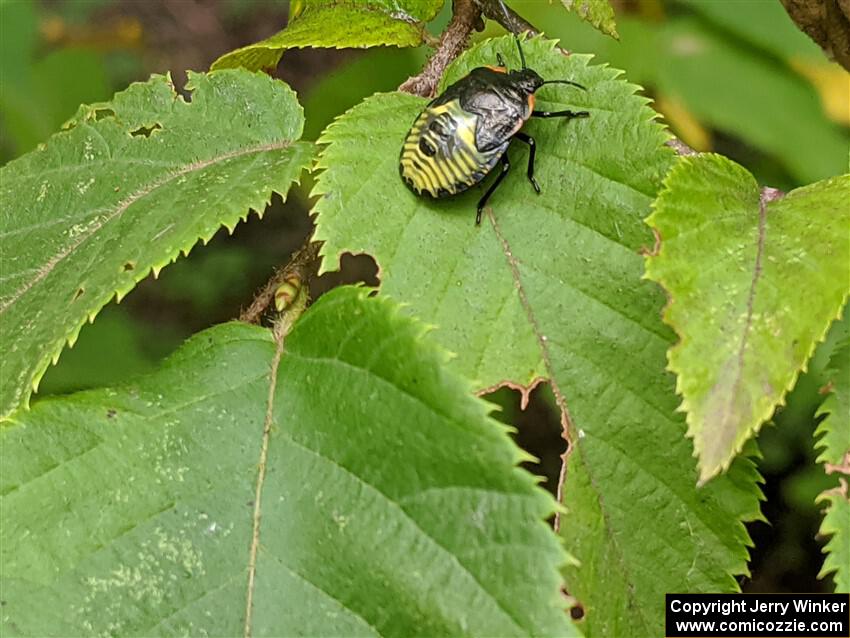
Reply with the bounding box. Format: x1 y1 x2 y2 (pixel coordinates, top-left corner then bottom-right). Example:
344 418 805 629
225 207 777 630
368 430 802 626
1 71 316 417
560 0 619 39
645 154 850 484
813 332 850 590
210 3 433 72
8 151 313 416
330 286 577 624
816 481 850 590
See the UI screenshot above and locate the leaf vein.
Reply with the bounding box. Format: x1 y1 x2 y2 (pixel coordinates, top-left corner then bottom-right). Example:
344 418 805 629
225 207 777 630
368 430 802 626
260 550 384 637
0 141 293 315
274 429 528 634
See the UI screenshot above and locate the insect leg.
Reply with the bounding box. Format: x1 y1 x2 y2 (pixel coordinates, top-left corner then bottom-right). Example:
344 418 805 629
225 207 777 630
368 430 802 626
513 132 540 194
476 154 511 225
532 109 590 119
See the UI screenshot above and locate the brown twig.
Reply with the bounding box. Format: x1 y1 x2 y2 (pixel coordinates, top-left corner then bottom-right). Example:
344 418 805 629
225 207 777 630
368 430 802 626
400 0 483 97
474 0 538 36
780 0 850 72
239 238 320 324
665 138 698 156
399 0 541 98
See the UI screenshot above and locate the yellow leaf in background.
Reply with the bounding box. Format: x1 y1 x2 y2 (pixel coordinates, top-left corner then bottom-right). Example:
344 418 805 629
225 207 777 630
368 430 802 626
654 94 713 151
40 15 143 50
635 0 665 22
791 58 850 126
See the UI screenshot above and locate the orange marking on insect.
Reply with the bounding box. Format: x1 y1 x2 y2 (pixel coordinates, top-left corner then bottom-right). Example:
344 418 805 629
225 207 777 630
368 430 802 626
527 93 536 112
486 65 507 73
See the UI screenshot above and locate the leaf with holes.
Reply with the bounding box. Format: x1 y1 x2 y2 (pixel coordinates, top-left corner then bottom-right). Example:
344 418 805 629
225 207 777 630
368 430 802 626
211 0 445 72
560 0 617 38
312 36 764 637
815 335 850 591
645 154 850 482
0 69 314 419
0 286 577 637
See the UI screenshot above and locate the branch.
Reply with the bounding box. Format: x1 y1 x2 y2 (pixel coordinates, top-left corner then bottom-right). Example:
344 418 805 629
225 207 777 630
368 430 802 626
665 138 698 157
780 0 850 71
399 0 482 97
398 0 541 98
474 0 538 36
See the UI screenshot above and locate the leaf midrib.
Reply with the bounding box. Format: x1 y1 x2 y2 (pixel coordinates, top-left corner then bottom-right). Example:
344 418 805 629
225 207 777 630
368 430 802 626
489 207 659 635
270 427 528 635
0 140 296 316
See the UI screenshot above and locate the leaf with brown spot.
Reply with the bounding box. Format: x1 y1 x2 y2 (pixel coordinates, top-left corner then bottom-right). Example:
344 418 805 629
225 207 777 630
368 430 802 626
645 154 850 482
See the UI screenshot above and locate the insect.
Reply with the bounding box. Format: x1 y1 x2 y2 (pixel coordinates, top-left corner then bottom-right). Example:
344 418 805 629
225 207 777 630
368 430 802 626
399 10 589 225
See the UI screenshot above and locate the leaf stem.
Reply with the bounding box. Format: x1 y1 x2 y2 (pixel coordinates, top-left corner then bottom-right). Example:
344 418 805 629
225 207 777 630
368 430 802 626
399 0 483 97
474 0 538 36
244 281 308 637
399 0 540 98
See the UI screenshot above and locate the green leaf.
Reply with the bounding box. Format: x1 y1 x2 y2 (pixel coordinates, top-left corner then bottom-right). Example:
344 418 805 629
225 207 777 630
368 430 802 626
0 69 315 419
676 0 824 62
815 335 850 591
657 17 848 184
501 7 848 185
818 490 850 592
559 0 617 38
36 305 182 396
816 337 850 467
645 154 850 481
1 48 112 157
211 0 444 72
302 47 425 140
313 36 763 636
1 286 577 637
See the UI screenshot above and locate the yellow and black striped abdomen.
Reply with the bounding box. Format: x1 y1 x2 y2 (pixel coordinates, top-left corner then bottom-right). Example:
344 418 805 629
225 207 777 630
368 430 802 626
400 100 505 199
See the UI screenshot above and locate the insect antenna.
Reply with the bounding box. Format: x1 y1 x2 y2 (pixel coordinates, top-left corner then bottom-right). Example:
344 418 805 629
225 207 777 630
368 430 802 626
495 0 527 69
515 33 527 70
541 79 587 91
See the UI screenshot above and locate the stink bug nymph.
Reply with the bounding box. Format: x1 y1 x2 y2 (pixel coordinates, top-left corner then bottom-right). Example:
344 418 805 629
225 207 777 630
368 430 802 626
400 16 589 225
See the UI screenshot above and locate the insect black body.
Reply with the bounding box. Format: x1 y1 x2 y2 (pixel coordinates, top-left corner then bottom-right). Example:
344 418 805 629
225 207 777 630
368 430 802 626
400 30 589 224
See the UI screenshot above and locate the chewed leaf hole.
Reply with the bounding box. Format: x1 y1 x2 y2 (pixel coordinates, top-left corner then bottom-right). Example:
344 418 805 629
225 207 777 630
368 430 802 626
481 380 564 497
122 262 135 272
92 108 116 121
569 601 585 621
313 252 381 297
130 123 162 138
72 288 84 301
